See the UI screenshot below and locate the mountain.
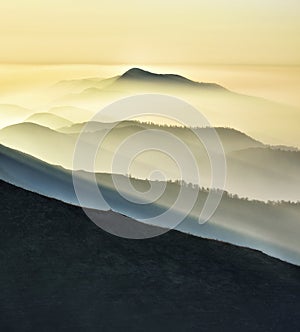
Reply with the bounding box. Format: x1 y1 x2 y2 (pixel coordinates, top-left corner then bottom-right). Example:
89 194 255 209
1 179 300 331
53 68 300 147
53 68 225 95
25 112 73 129
0 123 77 168
0 104 33 129
57 120 137 133
52 75 119 93
1 143 300 265
0 121 263 166
1 121 300 201
116 67 226 89
56 68 227 109
58 120 263 151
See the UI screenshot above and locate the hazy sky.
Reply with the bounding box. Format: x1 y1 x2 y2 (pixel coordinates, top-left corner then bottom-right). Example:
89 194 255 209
0 0 299 65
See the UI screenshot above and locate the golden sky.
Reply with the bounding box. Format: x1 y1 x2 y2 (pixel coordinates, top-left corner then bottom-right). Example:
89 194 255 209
0 0 299 65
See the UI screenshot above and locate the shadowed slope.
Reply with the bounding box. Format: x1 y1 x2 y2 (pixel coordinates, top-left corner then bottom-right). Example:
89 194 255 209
0 180 300 331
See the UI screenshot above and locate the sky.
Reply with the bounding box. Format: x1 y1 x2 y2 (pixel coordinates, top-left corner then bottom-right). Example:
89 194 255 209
0 0 299 65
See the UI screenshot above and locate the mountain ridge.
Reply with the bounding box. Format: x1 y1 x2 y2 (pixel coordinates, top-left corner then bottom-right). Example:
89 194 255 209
1 143 300 265
25 112 73 129
116 67 227 90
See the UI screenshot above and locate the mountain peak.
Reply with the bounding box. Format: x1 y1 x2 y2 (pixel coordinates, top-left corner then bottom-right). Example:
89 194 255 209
119 67 226 90
121 68 158 78
120 67 197 85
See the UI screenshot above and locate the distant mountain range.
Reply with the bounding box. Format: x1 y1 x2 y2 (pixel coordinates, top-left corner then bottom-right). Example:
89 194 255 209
55 67 226 92
50 68 300 147
1 68 299 146
1 120 300 201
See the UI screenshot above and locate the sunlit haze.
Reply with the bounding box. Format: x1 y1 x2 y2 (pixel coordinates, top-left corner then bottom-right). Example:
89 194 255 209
0 0 299 65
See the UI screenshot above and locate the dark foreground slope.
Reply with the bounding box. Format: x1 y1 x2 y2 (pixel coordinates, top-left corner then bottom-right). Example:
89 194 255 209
0 181 300 332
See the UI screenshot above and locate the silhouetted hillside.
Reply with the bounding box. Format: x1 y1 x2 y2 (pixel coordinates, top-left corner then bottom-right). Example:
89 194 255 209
0 180 300 331
117 68 226 90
